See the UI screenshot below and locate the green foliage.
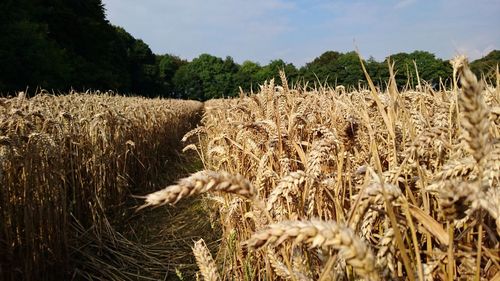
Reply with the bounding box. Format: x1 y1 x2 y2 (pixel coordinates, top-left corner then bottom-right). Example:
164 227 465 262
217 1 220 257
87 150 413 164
300 51 366 88
171 56 299 100
300 51 342 86
366 56 389 88
0 0 495 99
336 52 366 87
300 50 454 90
234 60 263 92
470 50 500 80
254 59 298 85
0 0 73 92
0 20 73 91
0 0 161 96
386 51 452 88
40 0 132 91
173 54 239 100
157 54 187 97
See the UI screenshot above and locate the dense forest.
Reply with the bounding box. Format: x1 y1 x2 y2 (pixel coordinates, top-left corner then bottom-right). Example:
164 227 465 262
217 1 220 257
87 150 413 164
1 0 499 100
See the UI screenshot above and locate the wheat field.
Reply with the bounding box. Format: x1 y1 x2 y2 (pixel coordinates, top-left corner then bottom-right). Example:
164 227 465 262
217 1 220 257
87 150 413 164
0 92 203 280
142 56 500 280
0 56 498 281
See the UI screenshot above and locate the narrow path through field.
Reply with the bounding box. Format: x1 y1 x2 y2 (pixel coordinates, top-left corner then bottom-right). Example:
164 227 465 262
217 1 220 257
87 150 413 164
122 152 221 281
74 103 220 281
119 103 220 281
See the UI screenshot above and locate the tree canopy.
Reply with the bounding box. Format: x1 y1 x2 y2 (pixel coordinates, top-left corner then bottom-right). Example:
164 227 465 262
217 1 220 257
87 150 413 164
385 51 452 88
470 50 500 80
1 0 498 100
172 54 239 100
298 50 455 90
0 0 164 97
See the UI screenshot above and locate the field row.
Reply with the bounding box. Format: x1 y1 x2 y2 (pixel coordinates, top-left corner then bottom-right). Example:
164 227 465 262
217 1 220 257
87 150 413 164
0 92 203 280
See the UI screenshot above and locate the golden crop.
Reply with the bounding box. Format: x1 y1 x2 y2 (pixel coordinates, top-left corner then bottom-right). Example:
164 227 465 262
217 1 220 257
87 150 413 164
145 57 499 280
0 92 203 280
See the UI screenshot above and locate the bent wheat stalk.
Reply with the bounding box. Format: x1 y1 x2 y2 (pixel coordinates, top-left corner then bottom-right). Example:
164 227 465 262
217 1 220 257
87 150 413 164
138 170 255 209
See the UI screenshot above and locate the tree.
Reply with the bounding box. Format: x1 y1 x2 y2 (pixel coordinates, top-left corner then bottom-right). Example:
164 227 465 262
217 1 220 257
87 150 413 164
335 51 366 88
114 27 163 96
40 0 131 91
172 65 203 99
255 59 298 86
385 51 451 88
300 51 373 89
300 51 342 86
0 0 168 96
0 19 73 93
470 50 500 80
366 56 389 88
172 54 239 100
0 0 75 93
234 60 263 92
157 54 187 97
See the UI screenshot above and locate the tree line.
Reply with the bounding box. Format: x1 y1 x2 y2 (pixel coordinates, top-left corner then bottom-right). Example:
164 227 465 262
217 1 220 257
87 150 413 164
1 0 499 100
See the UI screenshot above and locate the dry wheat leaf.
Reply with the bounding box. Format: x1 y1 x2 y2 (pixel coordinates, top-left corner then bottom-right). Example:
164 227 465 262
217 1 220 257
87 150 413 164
408 204 449 246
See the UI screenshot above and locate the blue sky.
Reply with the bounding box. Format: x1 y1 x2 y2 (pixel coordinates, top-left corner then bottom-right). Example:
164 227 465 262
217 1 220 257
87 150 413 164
102 0 500 66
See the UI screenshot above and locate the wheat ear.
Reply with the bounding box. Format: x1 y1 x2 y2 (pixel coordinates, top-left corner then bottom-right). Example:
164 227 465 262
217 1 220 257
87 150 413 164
266 170 307 211
245 219 380 280
193 239 220 281
455 56 490 169
266 248 312 281
138 170 255 209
